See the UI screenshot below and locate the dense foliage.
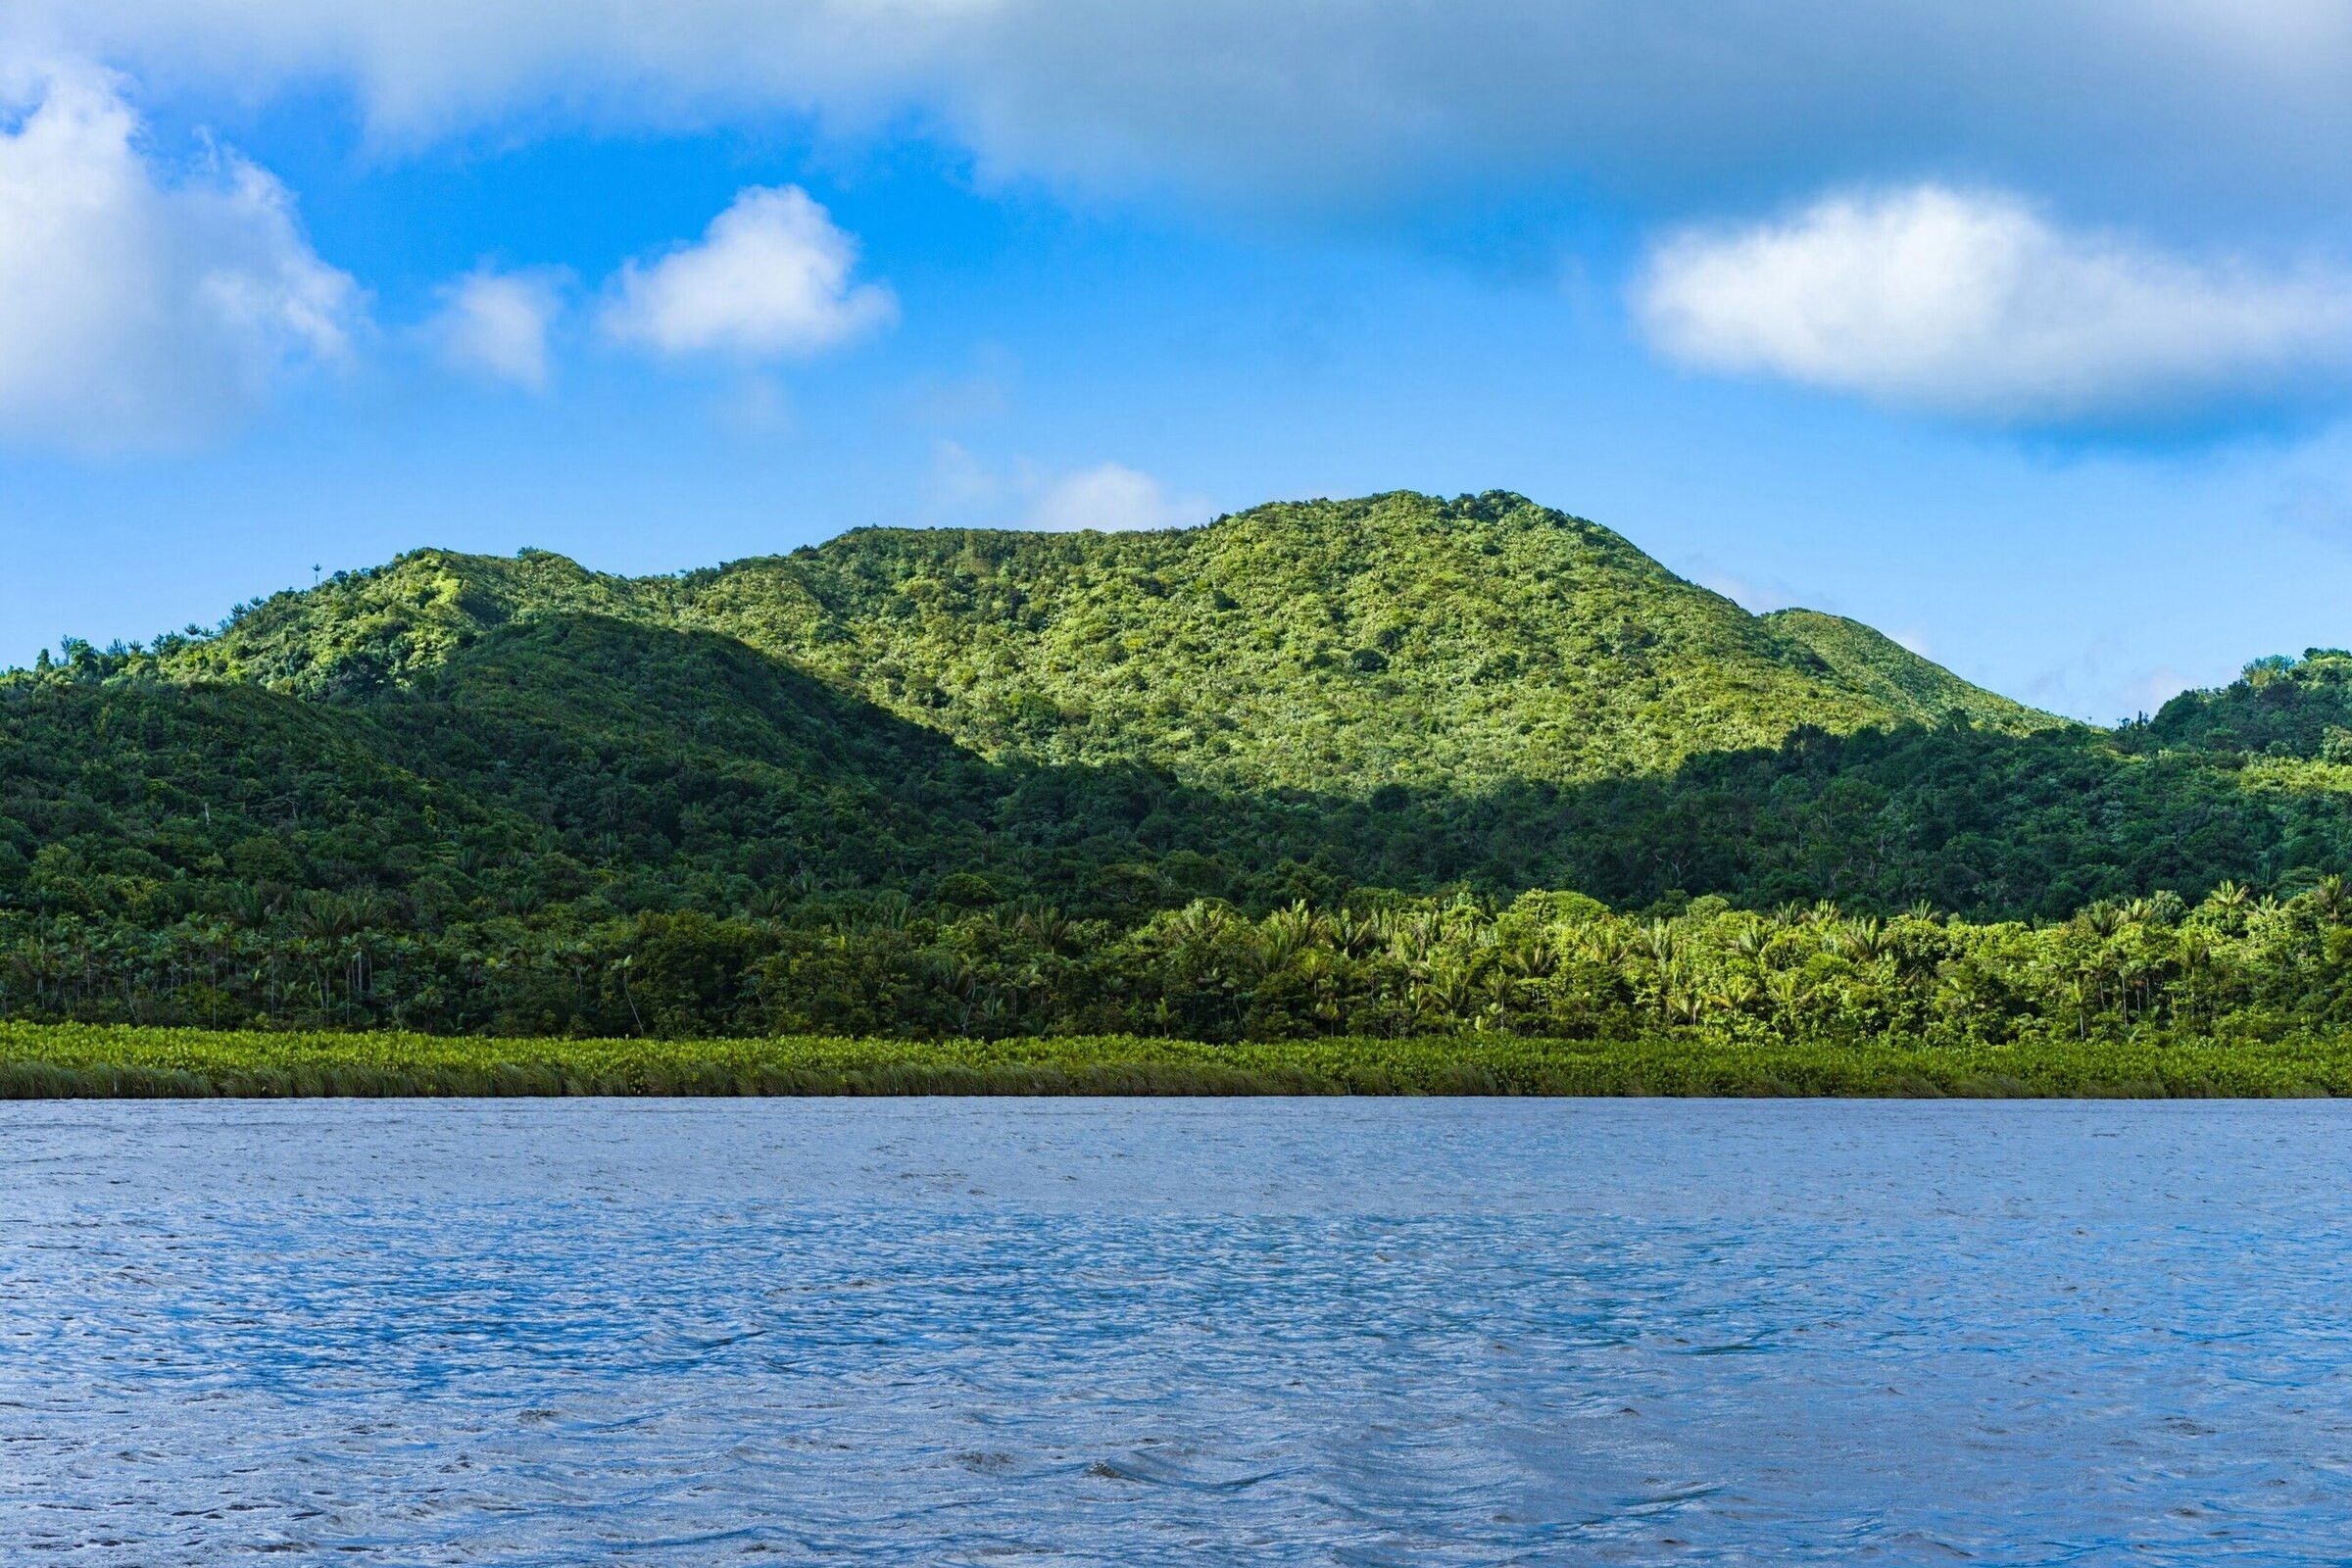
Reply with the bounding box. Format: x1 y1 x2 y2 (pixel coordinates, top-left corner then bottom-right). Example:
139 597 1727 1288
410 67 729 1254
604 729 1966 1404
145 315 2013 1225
11 489 2352 1044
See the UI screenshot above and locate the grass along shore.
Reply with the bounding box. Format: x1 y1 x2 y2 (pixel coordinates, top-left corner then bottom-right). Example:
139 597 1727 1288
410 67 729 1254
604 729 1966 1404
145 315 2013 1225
6 1023 2352 1098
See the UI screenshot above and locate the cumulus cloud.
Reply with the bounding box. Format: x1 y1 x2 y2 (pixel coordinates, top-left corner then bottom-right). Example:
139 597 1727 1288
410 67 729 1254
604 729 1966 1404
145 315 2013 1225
1027 462 1208 533
0 64 359 451
427 265 565 388
601 185 894 362
20 3 2352 221
1635 185 2352 427
922 443 1208 532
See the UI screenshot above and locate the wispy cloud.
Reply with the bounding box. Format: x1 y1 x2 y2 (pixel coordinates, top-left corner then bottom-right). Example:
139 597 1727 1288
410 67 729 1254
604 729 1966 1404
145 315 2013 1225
1696 569 1802 614
428 265 566 389
924 444 1210 532
1027 462 1208 533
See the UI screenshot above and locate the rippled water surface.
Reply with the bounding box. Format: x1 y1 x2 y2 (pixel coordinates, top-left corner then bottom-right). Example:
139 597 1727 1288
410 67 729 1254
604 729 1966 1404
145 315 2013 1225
4 1099 2351 1564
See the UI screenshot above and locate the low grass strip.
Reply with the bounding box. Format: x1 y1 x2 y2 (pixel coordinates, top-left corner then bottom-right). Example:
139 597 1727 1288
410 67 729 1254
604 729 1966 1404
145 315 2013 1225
3 1023 2350 1098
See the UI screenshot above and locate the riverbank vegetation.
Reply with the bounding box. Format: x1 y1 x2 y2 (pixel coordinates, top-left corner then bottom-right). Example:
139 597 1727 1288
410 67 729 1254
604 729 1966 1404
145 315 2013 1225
9 1022 2352 1099
5 877 2352 1052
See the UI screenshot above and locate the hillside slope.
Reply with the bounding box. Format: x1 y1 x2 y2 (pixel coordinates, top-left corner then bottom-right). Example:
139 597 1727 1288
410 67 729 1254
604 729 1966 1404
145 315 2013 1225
685 492 2062 786
1762 610 2045 733
161 491 2058 791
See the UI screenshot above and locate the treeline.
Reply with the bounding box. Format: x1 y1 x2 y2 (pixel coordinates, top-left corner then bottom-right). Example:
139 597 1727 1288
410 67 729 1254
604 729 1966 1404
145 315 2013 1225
9 876 2352 1046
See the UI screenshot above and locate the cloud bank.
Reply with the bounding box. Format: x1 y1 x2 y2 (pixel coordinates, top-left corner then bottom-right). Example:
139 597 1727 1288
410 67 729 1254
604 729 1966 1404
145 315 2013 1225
1636 185 2352 428
14 1 2352 230
13 8 2352 440
0 65 358 451
17 2 2352 222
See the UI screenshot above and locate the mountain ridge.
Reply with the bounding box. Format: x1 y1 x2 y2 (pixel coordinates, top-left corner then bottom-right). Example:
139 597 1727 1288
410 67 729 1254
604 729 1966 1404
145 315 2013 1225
143 490 2061 793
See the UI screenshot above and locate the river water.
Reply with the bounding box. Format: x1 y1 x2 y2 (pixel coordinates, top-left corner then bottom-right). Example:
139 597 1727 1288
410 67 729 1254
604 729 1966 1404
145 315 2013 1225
2 1099 2348 1564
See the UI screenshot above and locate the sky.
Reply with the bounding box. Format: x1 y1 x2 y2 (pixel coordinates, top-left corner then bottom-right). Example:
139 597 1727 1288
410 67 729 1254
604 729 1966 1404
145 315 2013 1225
7 5 2352 720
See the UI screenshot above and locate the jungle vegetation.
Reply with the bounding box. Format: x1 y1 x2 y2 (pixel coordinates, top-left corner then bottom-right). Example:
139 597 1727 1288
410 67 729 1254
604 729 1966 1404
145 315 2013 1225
10 489 2352 1047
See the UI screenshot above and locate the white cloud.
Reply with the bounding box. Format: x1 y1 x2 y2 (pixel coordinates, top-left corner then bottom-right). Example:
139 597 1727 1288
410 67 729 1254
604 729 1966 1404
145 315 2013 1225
24 4 2352 223
601 185 894 362
921 443 1208 532
1635 185 2352 427
1027 462 1207 533
428 265 564 388
0 63 359 451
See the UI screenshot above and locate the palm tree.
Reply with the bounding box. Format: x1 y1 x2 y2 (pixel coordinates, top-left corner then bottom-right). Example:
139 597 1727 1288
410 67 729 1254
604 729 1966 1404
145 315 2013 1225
1014 904 1077 955
1411 965 1480 1024
1331 908 1387 957
1500 935 1560 982
1256 901 1323 968
1830 917 1887 965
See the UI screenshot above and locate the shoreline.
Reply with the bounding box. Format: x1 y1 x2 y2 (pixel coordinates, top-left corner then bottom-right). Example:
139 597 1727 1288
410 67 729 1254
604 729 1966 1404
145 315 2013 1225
4 1023 2348 1099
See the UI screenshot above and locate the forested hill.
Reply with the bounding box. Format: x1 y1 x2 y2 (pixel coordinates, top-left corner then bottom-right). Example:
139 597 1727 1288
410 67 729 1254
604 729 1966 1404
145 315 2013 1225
13 488 2352 1038
151 491 2059 788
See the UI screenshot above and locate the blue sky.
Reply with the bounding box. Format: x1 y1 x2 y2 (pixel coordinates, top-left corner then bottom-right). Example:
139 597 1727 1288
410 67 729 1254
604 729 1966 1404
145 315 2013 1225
8 5 2352 720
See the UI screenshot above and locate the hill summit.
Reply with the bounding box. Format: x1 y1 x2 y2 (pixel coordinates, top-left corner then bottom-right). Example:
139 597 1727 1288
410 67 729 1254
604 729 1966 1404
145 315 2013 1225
162 490 2057 791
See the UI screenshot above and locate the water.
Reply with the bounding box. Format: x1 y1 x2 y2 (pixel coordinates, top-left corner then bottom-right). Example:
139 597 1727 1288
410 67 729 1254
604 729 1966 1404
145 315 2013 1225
3 1100 2349 1565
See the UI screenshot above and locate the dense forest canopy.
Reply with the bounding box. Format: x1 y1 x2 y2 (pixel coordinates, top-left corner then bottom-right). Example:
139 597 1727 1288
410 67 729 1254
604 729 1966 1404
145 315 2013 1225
10 488 2352 1041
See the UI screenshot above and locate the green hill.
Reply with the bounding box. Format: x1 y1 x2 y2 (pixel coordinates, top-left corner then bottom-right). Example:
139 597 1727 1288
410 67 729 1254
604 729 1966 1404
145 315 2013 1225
158 491 2058 788
679 492 2064 785
10 488 2352 1038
